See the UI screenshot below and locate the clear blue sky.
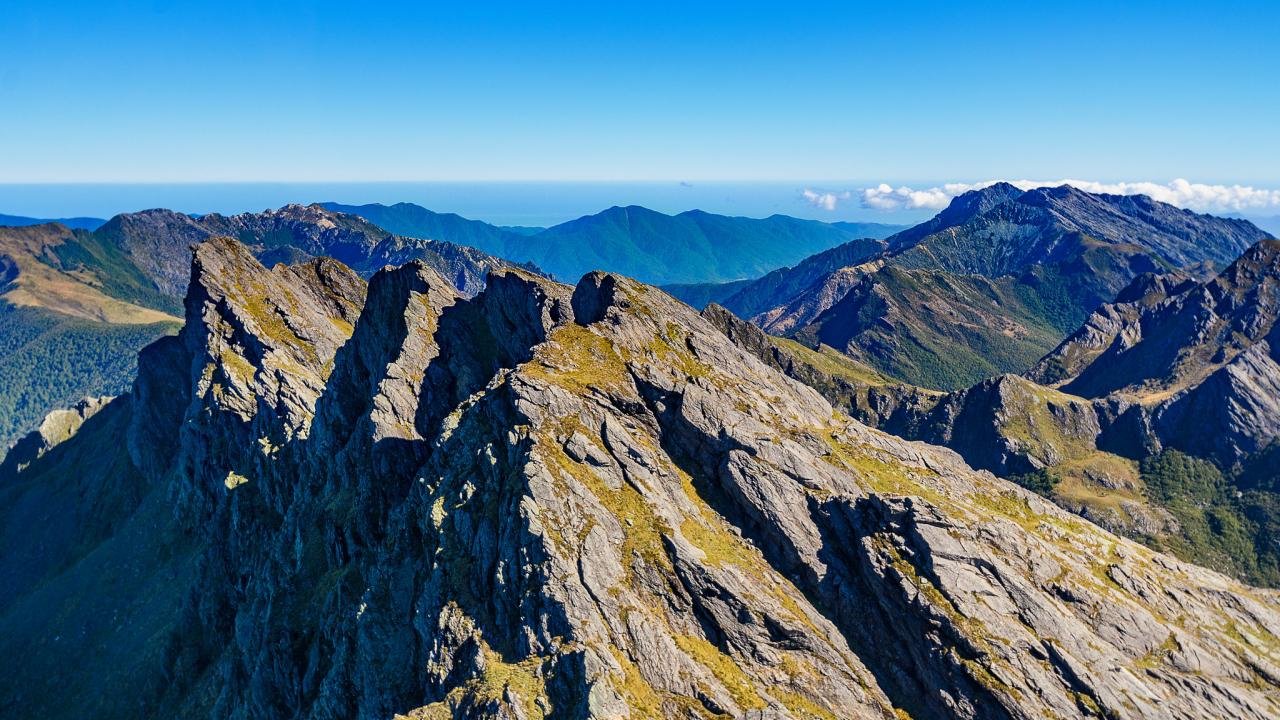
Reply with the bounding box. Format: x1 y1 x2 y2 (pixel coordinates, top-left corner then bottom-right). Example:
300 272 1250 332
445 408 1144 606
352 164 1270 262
1 0 1277 185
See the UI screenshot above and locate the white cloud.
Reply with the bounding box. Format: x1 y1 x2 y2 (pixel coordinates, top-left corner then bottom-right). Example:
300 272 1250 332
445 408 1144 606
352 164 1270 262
860 183 960 211
857 179 1280 214
802 188 851 211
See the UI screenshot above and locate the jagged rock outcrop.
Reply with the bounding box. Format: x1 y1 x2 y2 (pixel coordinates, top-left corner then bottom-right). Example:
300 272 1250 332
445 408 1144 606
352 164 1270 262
130 235 368 517
1026 271 1199 386
1031 240 1280 466
3 237 1280 719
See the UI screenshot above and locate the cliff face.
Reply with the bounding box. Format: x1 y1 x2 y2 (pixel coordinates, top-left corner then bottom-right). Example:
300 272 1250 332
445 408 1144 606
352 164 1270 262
3 237 1280 719
1031 240 1280 466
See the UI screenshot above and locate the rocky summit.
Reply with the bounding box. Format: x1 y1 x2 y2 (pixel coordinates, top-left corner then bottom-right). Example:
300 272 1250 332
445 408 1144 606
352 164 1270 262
1029 239 1280 466
719 184 1272 390
3 236 1280 720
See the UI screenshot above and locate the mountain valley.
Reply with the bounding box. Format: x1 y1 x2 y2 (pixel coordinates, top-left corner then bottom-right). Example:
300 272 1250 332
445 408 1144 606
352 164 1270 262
3 191 1280 718
4 235 1280 718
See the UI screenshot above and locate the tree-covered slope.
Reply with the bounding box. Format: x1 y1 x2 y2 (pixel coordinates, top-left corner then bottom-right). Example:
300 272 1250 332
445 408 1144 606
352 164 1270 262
0 305 177 448
795 265 1072 390
523 205 899 284
321 201 530 259
0 223 182 448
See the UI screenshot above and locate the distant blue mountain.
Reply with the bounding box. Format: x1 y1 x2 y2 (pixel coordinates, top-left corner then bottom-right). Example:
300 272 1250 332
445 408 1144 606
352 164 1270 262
499 225 546 236
0 213 107 231
325 201 906 285
1247 215 1280 237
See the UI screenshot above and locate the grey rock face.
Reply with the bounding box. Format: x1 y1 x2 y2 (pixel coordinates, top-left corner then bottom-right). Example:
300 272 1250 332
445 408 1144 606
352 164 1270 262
158 236 368 517
3 237 1280 720
1032 240 1280 466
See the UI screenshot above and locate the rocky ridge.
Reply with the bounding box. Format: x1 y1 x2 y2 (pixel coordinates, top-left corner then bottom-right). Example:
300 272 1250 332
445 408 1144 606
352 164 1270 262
704 243 1280 573
721 184 1272 389
1031 239 1280 466
2 237 1280 718
95 203 535 300
0 204 527 450
0 394 113 478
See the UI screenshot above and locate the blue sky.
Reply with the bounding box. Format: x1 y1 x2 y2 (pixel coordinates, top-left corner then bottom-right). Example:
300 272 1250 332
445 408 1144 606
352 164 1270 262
1 1 1277 199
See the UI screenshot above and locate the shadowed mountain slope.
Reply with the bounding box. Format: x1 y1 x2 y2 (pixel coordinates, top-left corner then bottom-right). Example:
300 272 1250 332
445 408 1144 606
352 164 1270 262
0 204 530 447
3 236 1279 719
727 184 1272 389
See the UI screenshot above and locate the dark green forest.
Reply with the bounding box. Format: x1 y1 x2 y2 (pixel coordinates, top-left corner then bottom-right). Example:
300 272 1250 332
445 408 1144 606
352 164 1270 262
0 304 178 448
1139 449 1280 587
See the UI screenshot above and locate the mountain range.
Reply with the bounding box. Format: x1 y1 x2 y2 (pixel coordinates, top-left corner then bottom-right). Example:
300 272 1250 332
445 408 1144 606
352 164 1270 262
324 201 905 285
0 213 107 231
4 234 1280 718
6 188 1280 717
704 237 1280 586
0 204 525 448
707 183 1272 390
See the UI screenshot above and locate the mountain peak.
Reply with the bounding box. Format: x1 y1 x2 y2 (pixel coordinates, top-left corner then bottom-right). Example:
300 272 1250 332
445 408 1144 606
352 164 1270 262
7 236 1280 717
164 235 367 509
947 180 1025 212
1030 238 1280 464
885 182 1024 252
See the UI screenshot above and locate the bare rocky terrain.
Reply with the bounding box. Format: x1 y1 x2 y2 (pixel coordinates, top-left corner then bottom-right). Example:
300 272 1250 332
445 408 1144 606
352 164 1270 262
3 236 1279 718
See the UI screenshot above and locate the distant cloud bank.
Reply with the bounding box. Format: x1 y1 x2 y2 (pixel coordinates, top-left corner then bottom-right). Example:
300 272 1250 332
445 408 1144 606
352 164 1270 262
804 179 1280 214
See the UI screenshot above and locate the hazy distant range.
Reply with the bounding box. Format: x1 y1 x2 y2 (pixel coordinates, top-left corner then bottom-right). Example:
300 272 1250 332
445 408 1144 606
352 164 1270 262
0 182 939 228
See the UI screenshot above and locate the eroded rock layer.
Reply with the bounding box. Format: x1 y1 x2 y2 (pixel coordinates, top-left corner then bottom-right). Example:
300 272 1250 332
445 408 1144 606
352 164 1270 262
2 237 1279 719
